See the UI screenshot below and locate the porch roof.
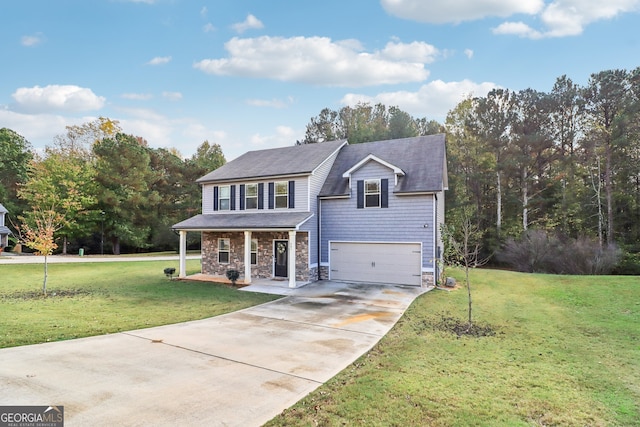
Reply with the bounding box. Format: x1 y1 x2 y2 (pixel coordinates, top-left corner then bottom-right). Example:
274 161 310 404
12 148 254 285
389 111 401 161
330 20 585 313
172 212 313 231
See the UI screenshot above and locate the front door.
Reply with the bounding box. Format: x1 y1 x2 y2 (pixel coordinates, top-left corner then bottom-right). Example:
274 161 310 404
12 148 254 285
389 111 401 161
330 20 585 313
274 240 288 278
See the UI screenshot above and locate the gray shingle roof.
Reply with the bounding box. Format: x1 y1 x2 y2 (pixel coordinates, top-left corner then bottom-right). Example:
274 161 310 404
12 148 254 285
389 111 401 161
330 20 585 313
0 203 7 214
173 212 313 231
319 134 447 197
197 139 347 183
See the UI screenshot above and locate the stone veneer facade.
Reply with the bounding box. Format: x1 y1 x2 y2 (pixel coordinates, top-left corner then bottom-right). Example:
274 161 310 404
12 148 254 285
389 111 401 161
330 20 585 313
202 231 312 282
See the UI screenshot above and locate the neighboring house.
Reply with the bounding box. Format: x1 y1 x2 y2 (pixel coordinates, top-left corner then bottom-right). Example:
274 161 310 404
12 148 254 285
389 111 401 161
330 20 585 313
173 134 448 288
0 203 10 249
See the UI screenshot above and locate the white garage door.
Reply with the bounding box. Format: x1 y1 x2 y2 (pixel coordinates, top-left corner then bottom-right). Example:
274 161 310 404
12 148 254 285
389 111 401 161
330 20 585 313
330 242 422 286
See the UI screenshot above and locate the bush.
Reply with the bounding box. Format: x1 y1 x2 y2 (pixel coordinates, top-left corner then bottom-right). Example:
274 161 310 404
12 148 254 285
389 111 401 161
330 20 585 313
612 249 640 275
497 230 621 275
225 269 240 285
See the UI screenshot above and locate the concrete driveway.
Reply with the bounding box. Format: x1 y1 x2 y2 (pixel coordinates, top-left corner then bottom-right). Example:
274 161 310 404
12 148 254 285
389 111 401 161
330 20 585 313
0 281 428 426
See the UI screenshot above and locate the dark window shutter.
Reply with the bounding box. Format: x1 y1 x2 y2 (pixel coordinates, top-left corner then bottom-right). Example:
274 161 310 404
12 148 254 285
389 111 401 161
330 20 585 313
381 179 389 208
239 184 245 210
288 180 295 209
357 180 364 209
258 183 264 209
213 186 219 211
230 185 236 210
268 182 274 209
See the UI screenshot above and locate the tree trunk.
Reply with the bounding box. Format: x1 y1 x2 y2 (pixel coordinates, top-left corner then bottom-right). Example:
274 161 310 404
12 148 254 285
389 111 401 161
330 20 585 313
496 170 502 236
112 236 120 255
522 168 529 231
605 142 614 245
43 254 48 296
466 264 472 325
591 157 604 248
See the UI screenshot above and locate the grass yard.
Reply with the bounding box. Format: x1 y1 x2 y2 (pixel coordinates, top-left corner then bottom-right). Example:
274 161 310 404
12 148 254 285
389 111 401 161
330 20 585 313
266 269 640 427
0 259 279 348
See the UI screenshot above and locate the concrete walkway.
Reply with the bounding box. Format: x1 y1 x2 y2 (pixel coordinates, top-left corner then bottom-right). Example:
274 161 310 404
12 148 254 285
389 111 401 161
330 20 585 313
0 281 428 426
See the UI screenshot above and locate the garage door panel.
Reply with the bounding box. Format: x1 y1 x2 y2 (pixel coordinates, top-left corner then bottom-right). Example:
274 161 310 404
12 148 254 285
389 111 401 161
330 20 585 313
330 242 421 286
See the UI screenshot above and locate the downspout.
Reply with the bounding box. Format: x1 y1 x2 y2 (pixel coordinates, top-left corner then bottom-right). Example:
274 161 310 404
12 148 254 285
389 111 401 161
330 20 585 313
317 196 322 280
433 193 438 286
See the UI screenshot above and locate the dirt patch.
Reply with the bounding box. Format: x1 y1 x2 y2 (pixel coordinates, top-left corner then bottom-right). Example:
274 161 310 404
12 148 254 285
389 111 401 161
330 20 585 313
434 315 497 337
1 289 94 300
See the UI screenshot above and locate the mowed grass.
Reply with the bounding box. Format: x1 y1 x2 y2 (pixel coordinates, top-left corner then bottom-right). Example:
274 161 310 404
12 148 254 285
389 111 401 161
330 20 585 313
0 260 279 348
267 269 640 427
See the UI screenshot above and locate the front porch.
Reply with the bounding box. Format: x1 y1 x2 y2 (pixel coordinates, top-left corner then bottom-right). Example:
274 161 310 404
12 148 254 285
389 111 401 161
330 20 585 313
179 273 312 295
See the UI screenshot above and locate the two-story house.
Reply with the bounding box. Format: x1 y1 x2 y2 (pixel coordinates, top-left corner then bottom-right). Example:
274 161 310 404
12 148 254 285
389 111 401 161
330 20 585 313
172 134 447 288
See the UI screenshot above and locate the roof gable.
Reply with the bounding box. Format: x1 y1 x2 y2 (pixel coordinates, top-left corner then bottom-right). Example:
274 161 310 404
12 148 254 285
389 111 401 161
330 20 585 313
198 139 347 184
320 134 447 197
342 154 405 184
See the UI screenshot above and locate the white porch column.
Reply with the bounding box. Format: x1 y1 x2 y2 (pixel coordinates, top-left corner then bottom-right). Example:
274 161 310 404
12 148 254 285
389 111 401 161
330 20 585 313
179 230 187 278
244 230 252 284
288 230 297 288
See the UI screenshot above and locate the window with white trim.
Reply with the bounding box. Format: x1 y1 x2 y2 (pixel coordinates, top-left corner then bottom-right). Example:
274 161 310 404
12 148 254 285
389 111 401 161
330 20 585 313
365 179 381 208
218 238 230 264
251 239 258 265
245 183 258 209
275 181 288 209
218 185 230 210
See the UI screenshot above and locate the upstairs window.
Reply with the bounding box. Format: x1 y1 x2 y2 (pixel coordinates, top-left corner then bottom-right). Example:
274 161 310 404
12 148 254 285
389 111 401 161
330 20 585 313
275 181 288 209
357 179 388 209
218 238 230 264
365 179 380 208
218 185 230 210
245 184 258 209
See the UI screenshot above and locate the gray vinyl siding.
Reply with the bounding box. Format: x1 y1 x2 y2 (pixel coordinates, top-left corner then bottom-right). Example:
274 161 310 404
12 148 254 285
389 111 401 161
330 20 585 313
202 183 214 214
298 146 343 267
202 177 309 215
320 161 436 269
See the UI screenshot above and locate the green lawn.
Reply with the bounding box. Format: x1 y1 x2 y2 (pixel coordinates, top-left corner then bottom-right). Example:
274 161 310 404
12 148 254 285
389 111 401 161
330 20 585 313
0 260 279 348
266 269 640 427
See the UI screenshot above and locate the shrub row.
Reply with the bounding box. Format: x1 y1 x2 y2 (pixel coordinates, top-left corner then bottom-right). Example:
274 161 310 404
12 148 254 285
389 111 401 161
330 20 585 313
497 230 621 275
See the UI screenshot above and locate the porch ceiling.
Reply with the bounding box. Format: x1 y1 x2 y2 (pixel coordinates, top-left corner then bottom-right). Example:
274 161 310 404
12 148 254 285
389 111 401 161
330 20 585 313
172 212 313 231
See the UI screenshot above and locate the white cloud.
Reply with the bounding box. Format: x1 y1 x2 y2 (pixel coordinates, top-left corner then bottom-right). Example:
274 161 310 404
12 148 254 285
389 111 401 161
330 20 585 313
464 49 474 59
194 36 431 87
340 79 499 120
0 108 89 151
379 41 439 63
231 14 264 33
147 56 172 65
492 21 543 38
381 0 640 39
381 0 544 24
534 0 640 37
200 6 208 18
12 85 105 113
203 23 216 33
21 34 44 47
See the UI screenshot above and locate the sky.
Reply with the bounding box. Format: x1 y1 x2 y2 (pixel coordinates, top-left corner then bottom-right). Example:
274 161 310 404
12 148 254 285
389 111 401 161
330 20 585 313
1 0 639 160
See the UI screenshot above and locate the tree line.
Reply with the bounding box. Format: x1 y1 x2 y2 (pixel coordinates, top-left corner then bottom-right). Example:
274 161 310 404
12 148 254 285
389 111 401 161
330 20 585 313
445 68 640 273
0 118 225 255
1 67 638 272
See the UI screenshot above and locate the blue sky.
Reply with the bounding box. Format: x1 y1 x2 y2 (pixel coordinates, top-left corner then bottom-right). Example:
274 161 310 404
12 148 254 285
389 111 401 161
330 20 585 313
2 0 639 160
